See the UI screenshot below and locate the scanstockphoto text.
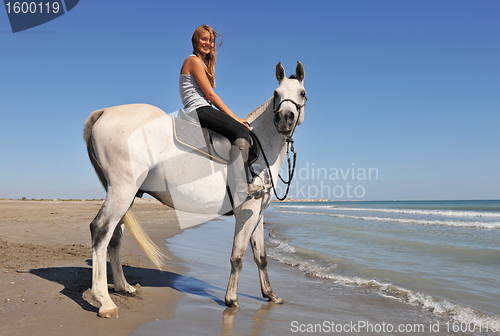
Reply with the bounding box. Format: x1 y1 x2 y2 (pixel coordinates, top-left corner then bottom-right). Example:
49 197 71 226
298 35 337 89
274 162 379 200
290 320 500 334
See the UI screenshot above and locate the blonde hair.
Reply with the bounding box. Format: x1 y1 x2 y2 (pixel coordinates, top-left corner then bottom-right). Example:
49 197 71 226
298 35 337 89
192 24 221 87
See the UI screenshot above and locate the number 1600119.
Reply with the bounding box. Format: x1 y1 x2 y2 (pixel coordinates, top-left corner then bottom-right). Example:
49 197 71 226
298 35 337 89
5 2 60 14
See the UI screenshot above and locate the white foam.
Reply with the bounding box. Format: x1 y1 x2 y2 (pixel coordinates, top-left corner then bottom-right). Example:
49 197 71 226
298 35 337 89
278 210 500 229
267 233 500 328
277 204 500 218
269 236 297 253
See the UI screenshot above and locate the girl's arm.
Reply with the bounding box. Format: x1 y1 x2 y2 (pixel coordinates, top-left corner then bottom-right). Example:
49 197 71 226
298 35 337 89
188 57 251 128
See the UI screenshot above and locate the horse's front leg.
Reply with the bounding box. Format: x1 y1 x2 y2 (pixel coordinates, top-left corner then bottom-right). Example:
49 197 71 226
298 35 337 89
225 204 259 307
250 216 283 304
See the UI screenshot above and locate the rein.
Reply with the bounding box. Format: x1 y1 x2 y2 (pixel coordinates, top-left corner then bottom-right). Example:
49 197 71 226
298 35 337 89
252 96 305 201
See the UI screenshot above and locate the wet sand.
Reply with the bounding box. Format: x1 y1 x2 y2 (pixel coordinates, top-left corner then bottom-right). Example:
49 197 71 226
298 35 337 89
133 218 474 336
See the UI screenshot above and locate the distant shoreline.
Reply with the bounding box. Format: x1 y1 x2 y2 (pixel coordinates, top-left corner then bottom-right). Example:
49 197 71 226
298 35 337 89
272 198 330 202
2 198 341 203
0 198 156 202
0 198 105 202
271 198 369 202
3 197 498 203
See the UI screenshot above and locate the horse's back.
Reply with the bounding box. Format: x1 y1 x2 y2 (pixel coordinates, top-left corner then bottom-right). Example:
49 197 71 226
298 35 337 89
88 104 173 171
93 103 168 136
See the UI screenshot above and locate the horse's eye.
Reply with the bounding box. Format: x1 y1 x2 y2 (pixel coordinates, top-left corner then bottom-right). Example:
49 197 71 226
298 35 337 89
301 91 307 98
274 91 279 98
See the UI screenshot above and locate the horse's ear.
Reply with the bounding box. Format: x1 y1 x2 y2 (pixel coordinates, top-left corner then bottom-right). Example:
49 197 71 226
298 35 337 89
276 62 285 82
295 61 305 82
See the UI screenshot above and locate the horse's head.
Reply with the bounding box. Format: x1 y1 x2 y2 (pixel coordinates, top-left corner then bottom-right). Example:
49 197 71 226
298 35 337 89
273 61 306 136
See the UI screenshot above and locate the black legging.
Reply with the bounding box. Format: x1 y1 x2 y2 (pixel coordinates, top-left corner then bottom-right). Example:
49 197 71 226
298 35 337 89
190 105 251 144
191 106 257 199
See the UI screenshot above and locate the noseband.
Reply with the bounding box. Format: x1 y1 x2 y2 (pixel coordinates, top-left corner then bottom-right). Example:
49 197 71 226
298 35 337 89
273 95 307 140
272 98 306 116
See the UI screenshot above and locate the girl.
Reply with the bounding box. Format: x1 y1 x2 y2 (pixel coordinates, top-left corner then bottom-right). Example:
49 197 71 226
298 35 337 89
179 25 265 202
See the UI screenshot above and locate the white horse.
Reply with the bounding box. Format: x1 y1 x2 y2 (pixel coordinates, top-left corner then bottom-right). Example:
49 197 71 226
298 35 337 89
83 62 306 318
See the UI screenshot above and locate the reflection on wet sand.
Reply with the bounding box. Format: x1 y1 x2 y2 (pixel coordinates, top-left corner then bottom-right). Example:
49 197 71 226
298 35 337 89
221 302 279 336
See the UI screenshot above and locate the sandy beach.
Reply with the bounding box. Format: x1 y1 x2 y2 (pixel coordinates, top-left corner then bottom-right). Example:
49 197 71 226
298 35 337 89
1 200 479 336
0 199 184 336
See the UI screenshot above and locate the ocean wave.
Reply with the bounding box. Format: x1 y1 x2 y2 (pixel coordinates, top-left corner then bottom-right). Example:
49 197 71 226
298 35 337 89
277 205 500 218
278 210 500 229
267 234 500 328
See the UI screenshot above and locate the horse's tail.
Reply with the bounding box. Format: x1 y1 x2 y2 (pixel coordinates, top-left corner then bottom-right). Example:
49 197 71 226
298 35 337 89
83 108 167 271
122 210 167 270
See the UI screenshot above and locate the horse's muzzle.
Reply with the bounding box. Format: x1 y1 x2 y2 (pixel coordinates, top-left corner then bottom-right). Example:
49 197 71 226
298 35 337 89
274 110 295 135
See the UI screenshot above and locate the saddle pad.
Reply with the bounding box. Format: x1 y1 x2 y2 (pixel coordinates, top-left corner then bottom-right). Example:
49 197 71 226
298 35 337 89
172 117 230 164
172 117 260 165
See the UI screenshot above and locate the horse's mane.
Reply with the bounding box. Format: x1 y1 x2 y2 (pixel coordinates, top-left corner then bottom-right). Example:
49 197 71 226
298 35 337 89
245 97 273 123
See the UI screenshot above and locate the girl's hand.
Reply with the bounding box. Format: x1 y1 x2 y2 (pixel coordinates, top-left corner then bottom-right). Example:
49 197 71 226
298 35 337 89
236 117 252 130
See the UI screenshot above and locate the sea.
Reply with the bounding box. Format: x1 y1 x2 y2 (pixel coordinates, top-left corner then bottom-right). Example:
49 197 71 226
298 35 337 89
266 200 500 330
133 200 500 336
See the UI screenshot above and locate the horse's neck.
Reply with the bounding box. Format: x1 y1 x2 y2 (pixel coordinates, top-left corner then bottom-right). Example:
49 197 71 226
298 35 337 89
251 101 288 184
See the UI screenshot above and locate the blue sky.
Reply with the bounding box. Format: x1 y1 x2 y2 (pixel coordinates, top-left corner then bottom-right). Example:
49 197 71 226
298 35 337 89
0 0 498 200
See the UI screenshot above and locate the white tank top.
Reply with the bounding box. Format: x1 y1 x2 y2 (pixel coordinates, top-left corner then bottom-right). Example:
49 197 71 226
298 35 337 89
179 55 211 114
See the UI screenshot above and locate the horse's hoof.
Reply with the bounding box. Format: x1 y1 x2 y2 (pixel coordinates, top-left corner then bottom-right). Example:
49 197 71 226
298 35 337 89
117 284 137 294
272 297 284 304
225 299 241 308
264 293 283 304
99 307 119 318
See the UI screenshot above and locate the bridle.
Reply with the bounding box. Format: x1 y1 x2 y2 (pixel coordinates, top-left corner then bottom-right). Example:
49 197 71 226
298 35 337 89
273 98 306 119
272 93 307 141
253 94 307 201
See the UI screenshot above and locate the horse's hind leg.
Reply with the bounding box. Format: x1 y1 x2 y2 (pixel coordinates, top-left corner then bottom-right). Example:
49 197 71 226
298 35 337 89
108 222 136 294
90 188 135 318
250 216 283 304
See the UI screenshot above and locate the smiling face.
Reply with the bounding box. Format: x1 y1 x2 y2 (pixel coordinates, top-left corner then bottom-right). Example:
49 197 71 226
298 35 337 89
195 29 214 57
